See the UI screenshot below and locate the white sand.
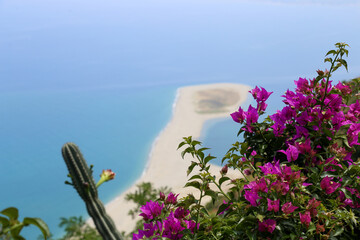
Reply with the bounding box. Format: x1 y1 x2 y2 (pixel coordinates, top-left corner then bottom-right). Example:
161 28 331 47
90 83 251 234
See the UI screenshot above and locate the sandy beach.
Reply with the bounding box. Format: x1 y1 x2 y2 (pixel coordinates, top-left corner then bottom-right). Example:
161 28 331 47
93 83 251 234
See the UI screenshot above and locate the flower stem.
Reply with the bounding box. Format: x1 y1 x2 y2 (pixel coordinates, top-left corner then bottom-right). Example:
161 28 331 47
320 50 341 110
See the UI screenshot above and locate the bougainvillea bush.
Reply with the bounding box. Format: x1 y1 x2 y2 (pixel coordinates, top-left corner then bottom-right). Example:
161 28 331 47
132 43 360 240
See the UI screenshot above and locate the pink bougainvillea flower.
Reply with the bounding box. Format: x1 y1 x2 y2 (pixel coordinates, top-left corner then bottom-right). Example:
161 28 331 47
267 198 280 212
249 86 273 103
294 77 310 93
244 105 259 132
257 101 268 112
258 219 276 233
139 200 163 221
324 157 343 172
282 202 298 214
244 190 261 206
320 176 341 194
348 100 360 119
244 178 269 193
307 198 321 217
133 221 162 240
174 207 189 219
271 181 290 195
159 192 165 200
299 211 311 227
271 121 286 137
269 111 286 136
230 106 246 123
279 144 299 162
281 166 300 182
184 220 199 234
258 160 281 175
165 192 179 205
162 212 185 240
347 123 360 146
335 81 352 95
282 89 309 110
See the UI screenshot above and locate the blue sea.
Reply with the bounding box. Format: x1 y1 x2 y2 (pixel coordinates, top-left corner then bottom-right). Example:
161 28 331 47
1 0 360 238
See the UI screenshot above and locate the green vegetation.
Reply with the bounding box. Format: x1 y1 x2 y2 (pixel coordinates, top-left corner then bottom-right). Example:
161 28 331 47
131 43 360 239
0 207 50 240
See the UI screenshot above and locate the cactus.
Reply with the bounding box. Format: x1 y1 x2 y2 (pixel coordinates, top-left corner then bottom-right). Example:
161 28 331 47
61 142 123 240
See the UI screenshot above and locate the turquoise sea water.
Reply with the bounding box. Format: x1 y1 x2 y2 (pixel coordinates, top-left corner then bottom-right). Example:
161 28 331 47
1 0 360 238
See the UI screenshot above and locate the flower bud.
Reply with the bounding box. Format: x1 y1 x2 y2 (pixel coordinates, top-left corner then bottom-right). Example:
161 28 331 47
220 165 228 175
159 192 165 200
244 169 251 176
96 169 115 188
316 69 324 76
101 169 115 180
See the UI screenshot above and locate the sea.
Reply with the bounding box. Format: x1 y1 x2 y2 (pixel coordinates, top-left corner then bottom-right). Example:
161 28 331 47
1 0 360 238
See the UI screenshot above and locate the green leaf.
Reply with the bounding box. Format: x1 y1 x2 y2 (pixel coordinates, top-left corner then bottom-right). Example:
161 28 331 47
191 140 201 147
340 188 352 199
189 174 202 181
204 155 216 165
187 161 197 176
198 147 210 152
323 127 333 137
13 235 26 240
326 50 337 56
181 147 191 159
309 167 319 174
290 233 298 240
0 216 10 228
204 190 218 204
10 224 24 239
240 142 249 155
23 218 51 239
200 207 209 217
198 151 204 161
1 207 19 221
184 181 201 190
324 57 333 63
219 176 230 187
320 171 339 178
216 203 230 215
245 229 257 240
332 226 344 237
177 141 186 150
338 59 348 71
307 222 316 234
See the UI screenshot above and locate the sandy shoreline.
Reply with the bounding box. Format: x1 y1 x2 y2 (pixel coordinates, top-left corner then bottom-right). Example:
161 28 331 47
90 83 251 234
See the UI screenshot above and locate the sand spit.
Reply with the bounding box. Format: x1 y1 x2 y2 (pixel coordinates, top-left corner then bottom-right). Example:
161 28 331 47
90 83 251 234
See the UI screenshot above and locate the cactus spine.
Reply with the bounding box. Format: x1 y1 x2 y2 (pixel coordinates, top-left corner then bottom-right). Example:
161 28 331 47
61 142 123 240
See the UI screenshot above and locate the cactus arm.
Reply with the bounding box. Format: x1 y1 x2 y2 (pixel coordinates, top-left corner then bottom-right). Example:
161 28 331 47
61 143 123 240
61 143 97 200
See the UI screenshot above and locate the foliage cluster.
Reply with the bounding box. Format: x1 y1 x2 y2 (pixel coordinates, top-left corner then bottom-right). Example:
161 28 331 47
132 43 360 239
0 207 50 240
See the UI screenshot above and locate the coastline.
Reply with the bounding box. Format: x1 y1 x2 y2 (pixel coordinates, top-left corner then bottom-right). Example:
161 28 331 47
93 83 251 234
